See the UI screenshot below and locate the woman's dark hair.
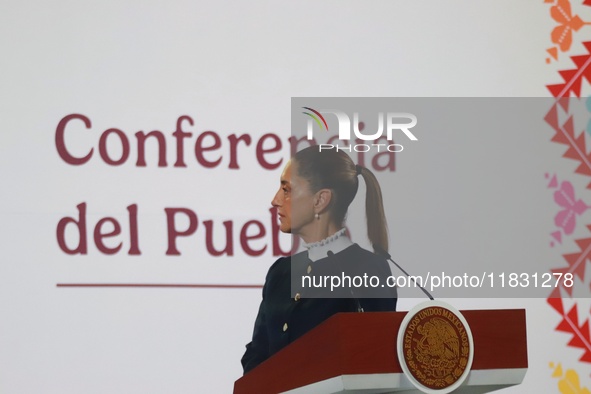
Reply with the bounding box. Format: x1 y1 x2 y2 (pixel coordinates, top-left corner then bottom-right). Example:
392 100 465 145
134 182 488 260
293 146 389 253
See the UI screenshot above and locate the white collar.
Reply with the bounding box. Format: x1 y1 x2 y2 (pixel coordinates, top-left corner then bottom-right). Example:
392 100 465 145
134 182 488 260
303 228 354 262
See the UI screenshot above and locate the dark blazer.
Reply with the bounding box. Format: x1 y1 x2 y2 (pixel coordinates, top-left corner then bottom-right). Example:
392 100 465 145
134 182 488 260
241 244 397 373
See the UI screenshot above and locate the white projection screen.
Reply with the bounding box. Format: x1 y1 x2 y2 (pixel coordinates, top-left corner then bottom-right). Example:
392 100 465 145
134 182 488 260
1 1 590 393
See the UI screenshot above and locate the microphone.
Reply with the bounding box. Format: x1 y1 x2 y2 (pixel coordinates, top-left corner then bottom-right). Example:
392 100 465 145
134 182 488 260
373 246 434 300
327 250 364 312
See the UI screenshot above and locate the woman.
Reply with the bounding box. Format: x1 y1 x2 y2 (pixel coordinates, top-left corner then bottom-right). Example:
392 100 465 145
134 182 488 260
241 146 397 374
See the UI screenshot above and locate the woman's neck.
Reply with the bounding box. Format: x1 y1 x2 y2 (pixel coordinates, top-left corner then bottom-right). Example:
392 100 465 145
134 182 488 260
298 221 341 244
303 228 353 262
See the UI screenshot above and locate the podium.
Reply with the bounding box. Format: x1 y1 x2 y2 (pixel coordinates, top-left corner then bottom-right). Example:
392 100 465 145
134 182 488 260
234 310 527 394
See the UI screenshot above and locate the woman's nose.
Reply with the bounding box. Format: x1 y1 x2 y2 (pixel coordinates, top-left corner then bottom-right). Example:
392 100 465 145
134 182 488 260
271 190 280 207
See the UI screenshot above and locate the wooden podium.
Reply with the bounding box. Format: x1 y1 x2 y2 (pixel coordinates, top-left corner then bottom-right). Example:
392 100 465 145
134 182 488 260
234 310 527 394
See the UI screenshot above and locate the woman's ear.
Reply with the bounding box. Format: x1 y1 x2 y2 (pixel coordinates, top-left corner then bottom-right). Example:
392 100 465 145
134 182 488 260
314 189 333 213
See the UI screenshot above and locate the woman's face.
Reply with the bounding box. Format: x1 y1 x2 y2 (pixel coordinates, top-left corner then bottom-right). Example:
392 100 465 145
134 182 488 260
271 160 315 235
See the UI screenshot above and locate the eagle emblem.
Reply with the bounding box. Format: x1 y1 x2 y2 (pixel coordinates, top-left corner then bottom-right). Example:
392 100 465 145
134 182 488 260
399 304 473 392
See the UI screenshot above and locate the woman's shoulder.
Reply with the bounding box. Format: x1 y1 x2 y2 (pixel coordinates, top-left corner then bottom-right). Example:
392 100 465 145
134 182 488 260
266 251 308 278
265 254 289 279
339 243 391 273
340 243 388 262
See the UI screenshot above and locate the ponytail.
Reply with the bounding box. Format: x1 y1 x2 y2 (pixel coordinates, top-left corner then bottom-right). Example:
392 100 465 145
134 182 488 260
293 146 390 254
358 166 389 253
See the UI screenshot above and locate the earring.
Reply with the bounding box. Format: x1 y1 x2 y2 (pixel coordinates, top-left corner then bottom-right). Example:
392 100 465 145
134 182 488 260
315 213 320 220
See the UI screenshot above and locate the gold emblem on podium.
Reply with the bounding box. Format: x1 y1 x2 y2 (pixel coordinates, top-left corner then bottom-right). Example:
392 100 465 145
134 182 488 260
397 301 474 393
